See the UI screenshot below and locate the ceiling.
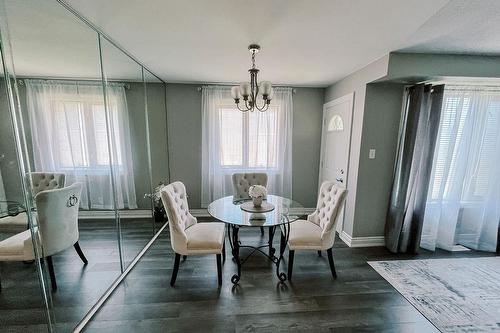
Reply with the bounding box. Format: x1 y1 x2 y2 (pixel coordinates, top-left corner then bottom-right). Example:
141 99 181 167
64 0 452 86
4 0 500 86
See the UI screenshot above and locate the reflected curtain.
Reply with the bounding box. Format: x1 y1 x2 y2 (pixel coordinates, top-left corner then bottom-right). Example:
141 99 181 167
25 79 137 210
421 87 500 252
385 84 444 253
201 86 293 207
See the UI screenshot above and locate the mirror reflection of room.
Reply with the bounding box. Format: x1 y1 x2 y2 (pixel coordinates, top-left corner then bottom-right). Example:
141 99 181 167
0 0 167 331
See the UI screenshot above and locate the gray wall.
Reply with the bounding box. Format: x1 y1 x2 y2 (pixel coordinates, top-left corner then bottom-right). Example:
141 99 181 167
166 84 325 208
353 83 404 237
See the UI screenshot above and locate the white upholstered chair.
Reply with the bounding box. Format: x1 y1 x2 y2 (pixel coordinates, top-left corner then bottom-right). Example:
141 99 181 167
30 172 66 195
0 172 65 234
161 181 226 286
0 183 87 291
232 173 268 237
285 181 347 280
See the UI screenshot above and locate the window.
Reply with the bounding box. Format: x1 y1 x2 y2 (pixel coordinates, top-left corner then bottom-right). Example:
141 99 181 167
26 80 137 209
430 88 500 202
201 86 293 206
52 96 123 169
218 105 279 169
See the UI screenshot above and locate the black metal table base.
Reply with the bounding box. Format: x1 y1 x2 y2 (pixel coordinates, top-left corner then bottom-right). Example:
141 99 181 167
227 222 291 284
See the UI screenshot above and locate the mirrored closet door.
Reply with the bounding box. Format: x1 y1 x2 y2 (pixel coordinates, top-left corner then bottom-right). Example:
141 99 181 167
0 0 168 331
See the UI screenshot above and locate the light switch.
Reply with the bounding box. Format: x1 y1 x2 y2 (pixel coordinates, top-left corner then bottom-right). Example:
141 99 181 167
369 149 376 159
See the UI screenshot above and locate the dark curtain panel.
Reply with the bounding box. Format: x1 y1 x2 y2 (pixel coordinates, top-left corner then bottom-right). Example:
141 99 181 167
385 84 444 253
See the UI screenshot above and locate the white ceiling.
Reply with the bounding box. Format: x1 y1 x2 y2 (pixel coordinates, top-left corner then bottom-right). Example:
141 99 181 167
4 0 500 86
64 0 449 86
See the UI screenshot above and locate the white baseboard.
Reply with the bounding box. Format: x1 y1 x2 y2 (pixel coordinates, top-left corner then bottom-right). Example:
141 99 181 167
78 207 316 220
340 230 385 248
78 210 152 219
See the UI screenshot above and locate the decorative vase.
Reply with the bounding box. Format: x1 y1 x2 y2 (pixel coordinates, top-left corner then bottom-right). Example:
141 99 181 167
249 184 267 208
252 196 263 208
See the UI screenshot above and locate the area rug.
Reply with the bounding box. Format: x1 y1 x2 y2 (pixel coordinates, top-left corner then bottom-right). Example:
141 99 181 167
369 257 500 332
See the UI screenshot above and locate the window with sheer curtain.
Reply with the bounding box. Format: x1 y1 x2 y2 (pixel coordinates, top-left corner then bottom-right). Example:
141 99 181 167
26 80 137 210
201 86 293 207
421 86 500 252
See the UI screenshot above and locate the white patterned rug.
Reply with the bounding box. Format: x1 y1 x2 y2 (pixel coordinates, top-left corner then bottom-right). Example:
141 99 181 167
369 257 500 333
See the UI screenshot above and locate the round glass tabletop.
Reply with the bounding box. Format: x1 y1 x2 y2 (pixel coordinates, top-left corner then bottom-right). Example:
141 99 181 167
207 195 305 227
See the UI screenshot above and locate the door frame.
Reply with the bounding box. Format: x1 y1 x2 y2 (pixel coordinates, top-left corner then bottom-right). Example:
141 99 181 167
318 92 355 234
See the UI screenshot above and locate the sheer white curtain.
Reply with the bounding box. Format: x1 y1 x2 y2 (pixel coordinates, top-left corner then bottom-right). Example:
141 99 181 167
421 87 500 252
26 79 137 210
201 86 293 207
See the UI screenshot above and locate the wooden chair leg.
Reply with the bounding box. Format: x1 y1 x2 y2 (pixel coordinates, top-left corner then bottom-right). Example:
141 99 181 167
216 254 222 286
46 256 57 291
327 248 337 279
317 250 322 257
170 253 181 286
222 241 226 264
288 250 295 281
74 242 88 265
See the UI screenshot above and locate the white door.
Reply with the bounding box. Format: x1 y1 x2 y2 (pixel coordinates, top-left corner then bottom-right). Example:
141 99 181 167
319 93 354 233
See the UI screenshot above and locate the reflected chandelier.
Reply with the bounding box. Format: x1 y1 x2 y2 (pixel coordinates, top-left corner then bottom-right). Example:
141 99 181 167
230 44 273 112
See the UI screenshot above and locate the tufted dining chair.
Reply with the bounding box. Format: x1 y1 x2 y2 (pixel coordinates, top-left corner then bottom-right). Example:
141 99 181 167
0 172 66 234
232 173 268 236
0 183 87 291
30 172 66 195
285 181 347 280
161 181 226 286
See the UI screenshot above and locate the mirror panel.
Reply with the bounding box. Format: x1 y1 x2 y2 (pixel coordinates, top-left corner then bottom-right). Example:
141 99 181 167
0 40 52 333
0 0 121 331
144 69 169 232
99 37 155 267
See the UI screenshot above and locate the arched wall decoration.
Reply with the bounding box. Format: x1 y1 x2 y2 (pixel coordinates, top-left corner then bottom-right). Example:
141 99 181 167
328 114 344 131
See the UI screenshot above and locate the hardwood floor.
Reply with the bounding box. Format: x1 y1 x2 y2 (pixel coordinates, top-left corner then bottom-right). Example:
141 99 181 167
84 223 497 333
0 218 158 333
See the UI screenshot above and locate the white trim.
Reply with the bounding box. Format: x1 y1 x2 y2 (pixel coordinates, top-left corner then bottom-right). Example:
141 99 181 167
340 231 385 247
78 209 152 219
78 207 317 219
319 92 355 236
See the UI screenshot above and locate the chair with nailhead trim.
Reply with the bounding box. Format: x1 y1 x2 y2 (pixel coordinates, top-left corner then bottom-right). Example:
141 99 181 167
0 172 66 234
0 183 87 292
284 181 346 280
160 181 226 286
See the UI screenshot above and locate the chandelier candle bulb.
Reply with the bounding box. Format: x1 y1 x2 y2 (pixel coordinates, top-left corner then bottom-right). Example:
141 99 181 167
231 86 241 100
240 82 251 98
260 81 272 96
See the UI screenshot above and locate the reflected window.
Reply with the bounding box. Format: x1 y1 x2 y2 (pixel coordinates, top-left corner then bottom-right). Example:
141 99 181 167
328 114 344 131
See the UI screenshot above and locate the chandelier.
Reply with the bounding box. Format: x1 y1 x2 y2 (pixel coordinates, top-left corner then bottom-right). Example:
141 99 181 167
231 44 273 112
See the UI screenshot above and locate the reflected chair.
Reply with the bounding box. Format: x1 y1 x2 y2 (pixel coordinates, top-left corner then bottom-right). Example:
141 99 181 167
0 183 87 291
161 181 225 286
284 181 346 280
0 172 65 234
231 173 268 236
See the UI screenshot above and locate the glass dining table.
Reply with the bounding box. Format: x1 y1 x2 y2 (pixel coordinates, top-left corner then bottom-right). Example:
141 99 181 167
207 195 305 284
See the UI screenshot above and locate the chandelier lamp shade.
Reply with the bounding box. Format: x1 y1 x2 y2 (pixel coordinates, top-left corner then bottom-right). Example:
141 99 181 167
231 44 274 112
